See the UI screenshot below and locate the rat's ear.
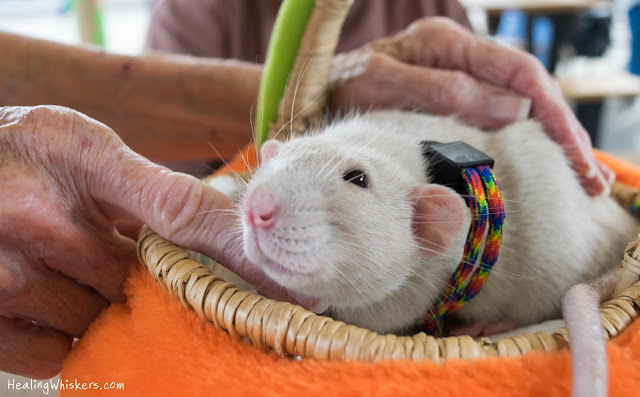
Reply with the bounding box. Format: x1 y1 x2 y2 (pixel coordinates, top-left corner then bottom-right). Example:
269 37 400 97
260 140 281 164
411 185 467 258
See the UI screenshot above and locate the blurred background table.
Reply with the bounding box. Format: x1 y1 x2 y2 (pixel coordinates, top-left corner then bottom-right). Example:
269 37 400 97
462 0 611 15
462 0 640 147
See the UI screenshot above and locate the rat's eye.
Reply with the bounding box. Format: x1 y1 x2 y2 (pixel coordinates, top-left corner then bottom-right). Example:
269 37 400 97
343 170 368 188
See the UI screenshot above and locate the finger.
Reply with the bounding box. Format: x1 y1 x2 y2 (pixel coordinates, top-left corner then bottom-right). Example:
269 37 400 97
114 219 143 240
0 173 135 303
569 128 611 196
551 122 607 194
41 230 137 303
0 316 72 379
332 52 531 130
584 164 611 196
0 250 109 337
584 139 614 194
398 18 563 108
598 161 615 185
576 125 611 195
87 142 245 262
85 145 293 300
10 107 271 299
381 18 607 195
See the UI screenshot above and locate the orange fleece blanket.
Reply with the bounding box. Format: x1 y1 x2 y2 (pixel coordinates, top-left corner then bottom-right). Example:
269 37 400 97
60 150 640 396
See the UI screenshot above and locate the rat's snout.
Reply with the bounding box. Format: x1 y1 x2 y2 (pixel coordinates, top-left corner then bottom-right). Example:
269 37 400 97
244 192 280 229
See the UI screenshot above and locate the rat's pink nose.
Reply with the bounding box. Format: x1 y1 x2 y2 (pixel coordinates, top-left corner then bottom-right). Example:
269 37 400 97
245 195 279 229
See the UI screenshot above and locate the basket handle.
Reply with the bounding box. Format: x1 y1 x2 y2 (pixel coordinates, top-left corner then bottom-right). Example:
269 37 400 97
254 0 353 149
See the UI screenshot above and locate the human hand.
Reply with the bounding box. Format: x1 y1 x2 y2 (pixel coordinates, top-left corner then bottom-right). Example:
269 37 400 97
329 17 611 196
0 106 285 379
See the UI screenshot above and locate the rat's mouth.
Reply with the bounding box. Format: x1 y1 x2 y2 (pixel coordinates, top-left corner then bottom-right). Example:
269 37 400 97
261 254 300 277
245 231 330 313
246 230 317 279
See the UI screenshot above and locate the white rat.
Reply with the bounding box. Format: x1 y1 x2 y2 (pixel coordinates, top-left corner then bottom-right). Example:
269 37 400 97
215 110 639 336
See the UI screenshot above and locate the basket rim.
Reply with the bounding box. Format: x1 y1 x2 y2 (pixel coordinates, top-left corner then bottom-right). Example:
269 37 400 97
136 224 640 363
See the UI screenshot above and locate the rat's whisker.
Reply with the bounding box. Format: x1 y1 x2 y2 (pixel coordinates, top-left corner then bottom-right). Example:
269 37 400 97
290 56 313 138
195 208 240 216
205 141 252 186
270 84 330 143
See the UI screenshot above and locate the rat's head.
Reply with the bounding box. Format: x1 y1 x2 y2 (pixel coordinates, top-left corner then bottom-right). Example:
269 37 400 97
241 122 468 319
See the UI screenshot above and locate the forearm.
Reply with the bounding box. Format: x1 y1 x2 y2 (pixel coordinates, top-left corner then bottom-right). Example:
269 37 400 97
0 31 261 161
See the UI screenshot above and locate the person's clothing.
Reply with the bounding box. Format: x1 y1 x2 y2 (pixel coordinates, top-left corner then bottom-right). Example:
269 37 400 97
145 0 471 62
144 0 470 176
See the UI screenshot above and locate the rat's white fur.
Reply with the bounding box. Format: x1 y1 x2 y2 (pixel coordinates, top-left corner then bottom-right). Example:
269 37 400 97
234 110 639 334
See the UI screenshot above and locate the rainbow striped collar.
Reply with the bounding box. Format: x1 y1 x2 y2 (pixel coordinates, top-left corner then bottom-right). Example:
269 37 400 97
420 141 506 336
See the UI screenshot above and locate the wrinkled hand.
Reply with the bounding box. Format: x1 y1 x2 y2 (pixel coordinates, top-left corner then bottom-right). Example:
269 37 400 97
330 17 611 196
0 106 283 379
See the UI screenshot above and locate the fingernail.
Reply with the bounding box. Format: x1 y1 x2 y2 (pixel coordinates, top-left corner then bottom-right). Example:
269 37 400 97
585 162 612 197
600 163 616 185
600 180 611 197
598 164 614 197
592 175 611 197
487 96 532 122
585 158 598 179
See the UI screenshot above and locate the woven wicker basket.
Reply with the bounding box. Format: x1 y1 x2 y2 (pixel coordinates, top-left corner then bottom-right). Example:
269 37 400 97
136 0 640 362
137 223 640 362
